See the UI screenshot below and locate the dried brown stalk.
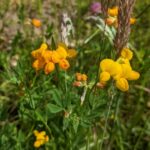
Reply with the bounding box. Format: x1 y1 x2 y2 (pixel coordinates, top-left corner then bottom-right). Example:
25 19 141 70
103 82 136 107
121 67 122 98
101 0 110 17
114 0 136 55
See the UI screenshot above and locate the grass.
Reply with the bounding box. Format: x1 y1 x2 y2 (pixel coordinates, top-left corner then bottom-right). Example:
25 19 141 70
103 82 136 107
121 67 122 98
0 0 150 150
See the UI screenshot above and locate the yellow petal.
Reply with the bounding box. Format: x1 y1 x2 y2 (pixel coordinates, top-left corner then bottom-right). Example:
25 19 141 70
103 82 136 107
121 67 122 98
130 18 136 25
33 130 39 136
105 17 116 26
56 45 68 59
126 71 140 80
32 59 45 71
121 64 132 78
42 50 53 63
108 7 118 17
51 51 60 63
45 135 49 142
116 78 129 92
32 19 42 28
121 48 133 60
34 140 42 148
76 73 82 81
40 43 48 50
44 62 55 74
100 71 110 82
31 49 41 59
59 59 70 70
81 74 88 81
100 59 122 76
58 42 68 50
100 59 114 72
67 49 77 58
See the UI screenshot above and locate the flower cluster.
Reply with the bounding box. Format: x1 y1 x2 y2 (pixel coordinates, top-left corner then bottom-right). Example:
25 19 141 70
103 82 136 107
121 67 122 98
31 43 77 74
73 73 88 87
105 6 136 27
99 48 140 92
33 130 49 148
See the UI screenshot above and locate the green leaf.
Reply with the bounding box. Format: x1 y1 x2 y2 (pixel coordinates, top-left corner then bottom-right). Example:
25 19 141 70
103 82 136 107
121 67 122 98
50 89 62 107
46 103 64 113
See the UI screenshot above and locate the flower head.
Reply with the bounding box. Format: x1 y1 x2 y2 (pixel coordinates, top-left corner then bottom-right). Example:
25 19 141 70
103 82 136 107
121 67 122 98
59 59 70 70
32 19 42 28
44 62 55 74
33 130 49 148
90 2 102 14
116 78 129 92
99 47 140 92
108 7 118 17
130 18 136 25
121 48 133 60
76 73 88 81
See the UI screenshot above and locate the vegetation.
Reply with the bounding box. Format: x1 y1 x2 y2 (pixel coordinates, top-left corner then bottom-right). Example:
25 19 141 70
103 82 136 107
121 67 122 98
0 0 150 150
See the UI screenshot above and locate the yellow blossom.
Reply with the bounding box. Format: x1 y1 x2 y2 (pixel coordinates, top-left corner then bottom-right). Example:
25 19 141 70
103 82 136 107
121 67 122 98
57 42 77 58
100 59 122 76
100 71 111 83
67 49 78 58
82 74 88 81
33 130 49 148
126 70 140 80
59 59 70 70
32 18 42 28
121 48 133 60
76 73 87 81
42 50 53 63
44 62 55 74
31 43 48 59
32 59 45 71
105 17 116 26
56 44 68 59
51 51 61 63
116 78 129 92
108 7 118 17
76 73 82 81
130 18 136 24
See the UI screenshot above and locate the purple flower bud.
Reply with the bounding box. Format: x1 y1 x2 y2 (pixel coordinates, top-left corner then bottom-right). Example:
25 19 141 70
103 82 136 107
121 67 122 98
90 2 102 14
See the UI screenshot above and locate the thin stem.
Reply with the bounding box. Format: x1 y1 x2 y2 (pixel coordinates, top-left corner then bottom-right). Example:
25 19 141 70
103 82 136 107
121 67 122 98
136 4 150 18
99 89 116 150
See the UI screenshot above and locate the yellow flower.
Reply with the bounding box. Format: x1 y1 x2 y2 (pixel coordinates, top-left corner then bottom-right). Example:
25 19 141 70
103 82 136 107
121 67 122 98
105 17 116 26
51 51 61 63
42 50 53 63
121 48 133 60
108 7 118 17
116 78 129 92
76 73 87 81
76 73 82 81
82 74 88 81
32 18 42 28
57 42 77 58
59 59 70 70
32 59 45 71
120 64 132 78
126 70 140 80
100 71 111 82
100 59 122 76
34 140 42 148
44 62 55 74
33 130 49 148
67 49 78 58
31 43 48 59
130 18 136 25
56 44 68 59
